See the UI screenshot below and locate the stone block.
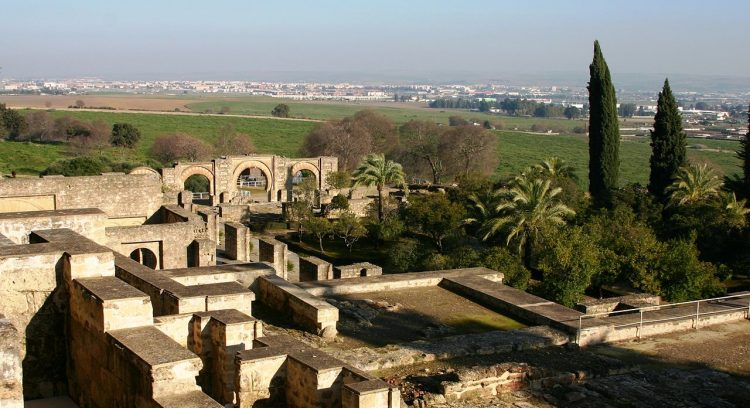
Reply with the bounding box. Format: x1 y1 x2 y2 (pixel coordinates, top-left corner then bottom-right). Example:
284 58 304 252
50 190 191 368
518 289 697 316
224 222 250 261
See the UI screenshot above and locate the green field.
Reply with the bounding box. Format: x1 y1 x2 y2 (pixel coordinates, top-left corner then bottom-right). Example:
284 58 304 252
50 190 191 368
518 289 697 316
186 96 588 131
0 139 64 174
496 132 740 187
2 109 741 188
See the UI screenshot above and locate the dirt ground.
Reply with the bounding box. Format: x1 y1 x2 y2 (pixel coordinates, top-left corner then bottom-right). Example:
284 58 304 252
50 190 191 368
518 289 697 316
326 286 526 349
391 320 750 407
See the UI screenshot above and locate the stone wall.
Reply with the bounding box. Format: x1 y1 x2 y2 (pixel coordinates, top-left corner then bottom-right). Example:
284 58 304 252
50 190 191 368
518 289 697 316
258 237 288 279
105 215 213 270
0 315 22 408
0 208 107 245
0 173 163 219
334 262 383 280
299 255 333 282
258 275 338 338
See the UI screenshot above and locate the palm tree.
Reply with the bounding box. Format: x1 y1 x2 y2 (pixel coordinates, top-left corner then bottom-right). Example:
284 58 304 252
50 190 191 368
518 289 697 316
352 153 406 222
533 157 577 180
475 174 575 267
666 163 723 206
719 192 750 228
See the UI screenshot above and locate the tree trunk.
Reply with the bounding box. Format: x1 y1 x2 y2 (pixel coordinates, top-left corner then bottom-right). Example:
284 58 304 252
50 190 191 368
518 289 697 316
318 236 325 253
522 234 533 270
377 185 384 222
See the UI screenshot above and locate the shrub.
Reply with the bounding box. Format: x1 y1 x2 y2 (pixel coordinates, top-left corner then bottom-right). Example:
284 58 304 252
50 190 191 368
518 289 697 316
329 194 350 211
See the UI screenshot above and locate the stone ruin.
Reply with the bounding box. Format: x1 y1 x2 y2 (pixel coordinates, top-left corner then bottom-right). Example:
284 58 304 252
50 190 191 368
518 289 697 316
0 162 400 407
1 157 748 407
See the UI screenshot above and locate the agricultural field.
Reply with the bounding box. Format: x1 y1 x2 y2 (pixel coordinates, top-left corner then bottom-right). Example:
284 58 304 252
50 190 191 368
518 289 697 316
29 109 317 158
1 99 741 186
495 132 740 187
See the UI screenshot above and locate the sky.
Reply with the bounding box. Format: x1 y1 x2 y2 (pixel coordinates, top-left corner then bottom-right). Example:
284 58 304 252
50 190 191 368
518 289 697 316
1 0 748 84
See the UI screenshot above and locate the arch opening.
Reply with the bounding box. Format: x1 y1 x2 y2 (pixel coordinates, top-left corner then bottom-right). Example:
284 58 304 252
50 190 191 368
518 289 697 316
237 167 269 202
130 248 157 269
184 174 211 203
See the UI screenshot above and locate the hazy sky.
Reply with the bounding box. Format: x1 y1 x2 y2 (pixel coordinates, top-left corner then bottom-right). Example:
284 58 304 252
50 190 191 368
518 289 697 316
1 0 748 82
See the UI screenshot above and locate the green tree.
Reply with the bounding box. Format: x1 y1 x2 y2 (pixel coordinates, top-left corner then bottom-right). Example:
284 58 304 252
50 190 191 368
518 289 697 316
271 103 290 118
648 79 687 200
406 194 465 252
737 104 750 197
666 164 723 206
533 157 577 180
618 103 637 118
286 200 313 242
537 226 603 307
471 174 575 268
481 246 531 289
325 170 351 189
563 106 581 119
333 211 367 252
328 194 350 212
352 153 405 222
110 123 141 148
0 104 29 139
399 120 445 183
588 40 620 205
302 216 332 253
655 237 724 302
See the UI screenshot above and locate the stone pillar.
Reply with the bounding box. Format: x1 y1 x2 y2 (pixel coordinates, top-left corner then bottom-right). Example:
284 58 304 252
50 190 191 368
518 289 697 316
191 239 217 267
258 237 287 280
178 190 193 212
224 222 250 261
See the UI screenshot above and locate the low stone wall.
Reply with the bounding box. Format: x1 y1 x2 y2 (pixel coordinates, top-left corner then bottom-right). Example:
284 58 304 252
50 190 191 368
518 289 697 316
298 268 503 296
258 237 287 279
0 208 107 245
576 293 661 315
334 262 383 279
218 204 250 224
0 315 22 408
257 275 338 338
299 255 334 282
331 326 568 372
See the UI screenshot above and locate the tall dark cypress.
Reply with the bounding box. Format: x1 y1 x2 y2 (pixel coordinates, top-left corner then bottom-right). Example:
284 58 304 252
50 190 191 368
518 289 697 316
739 104 750 197
588 40 620 205
648 79 687 199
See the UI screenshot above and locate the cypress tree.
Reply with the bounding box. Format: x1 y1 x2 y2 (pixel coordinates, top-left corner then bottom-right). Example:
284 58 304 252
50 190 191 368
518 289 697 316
739 104 750 197
588 40 620 205
648 79 687 199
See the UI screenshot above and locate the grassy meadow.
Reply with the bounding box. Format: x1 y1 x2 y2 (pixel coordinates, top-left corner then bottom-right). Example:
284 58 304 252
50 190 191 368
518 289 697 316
1 104 741 188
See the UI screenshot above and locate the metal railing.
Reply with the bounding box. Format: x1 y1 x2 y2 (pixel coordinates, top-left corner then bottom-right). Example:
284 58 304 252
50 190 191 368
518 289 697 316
576 292 750 343
192 192 210 200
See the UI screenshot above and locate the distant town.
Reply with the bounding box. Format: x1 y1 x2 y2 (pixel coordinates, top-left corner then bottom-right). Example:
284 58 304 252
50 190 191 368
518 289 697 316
2 77 747 141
